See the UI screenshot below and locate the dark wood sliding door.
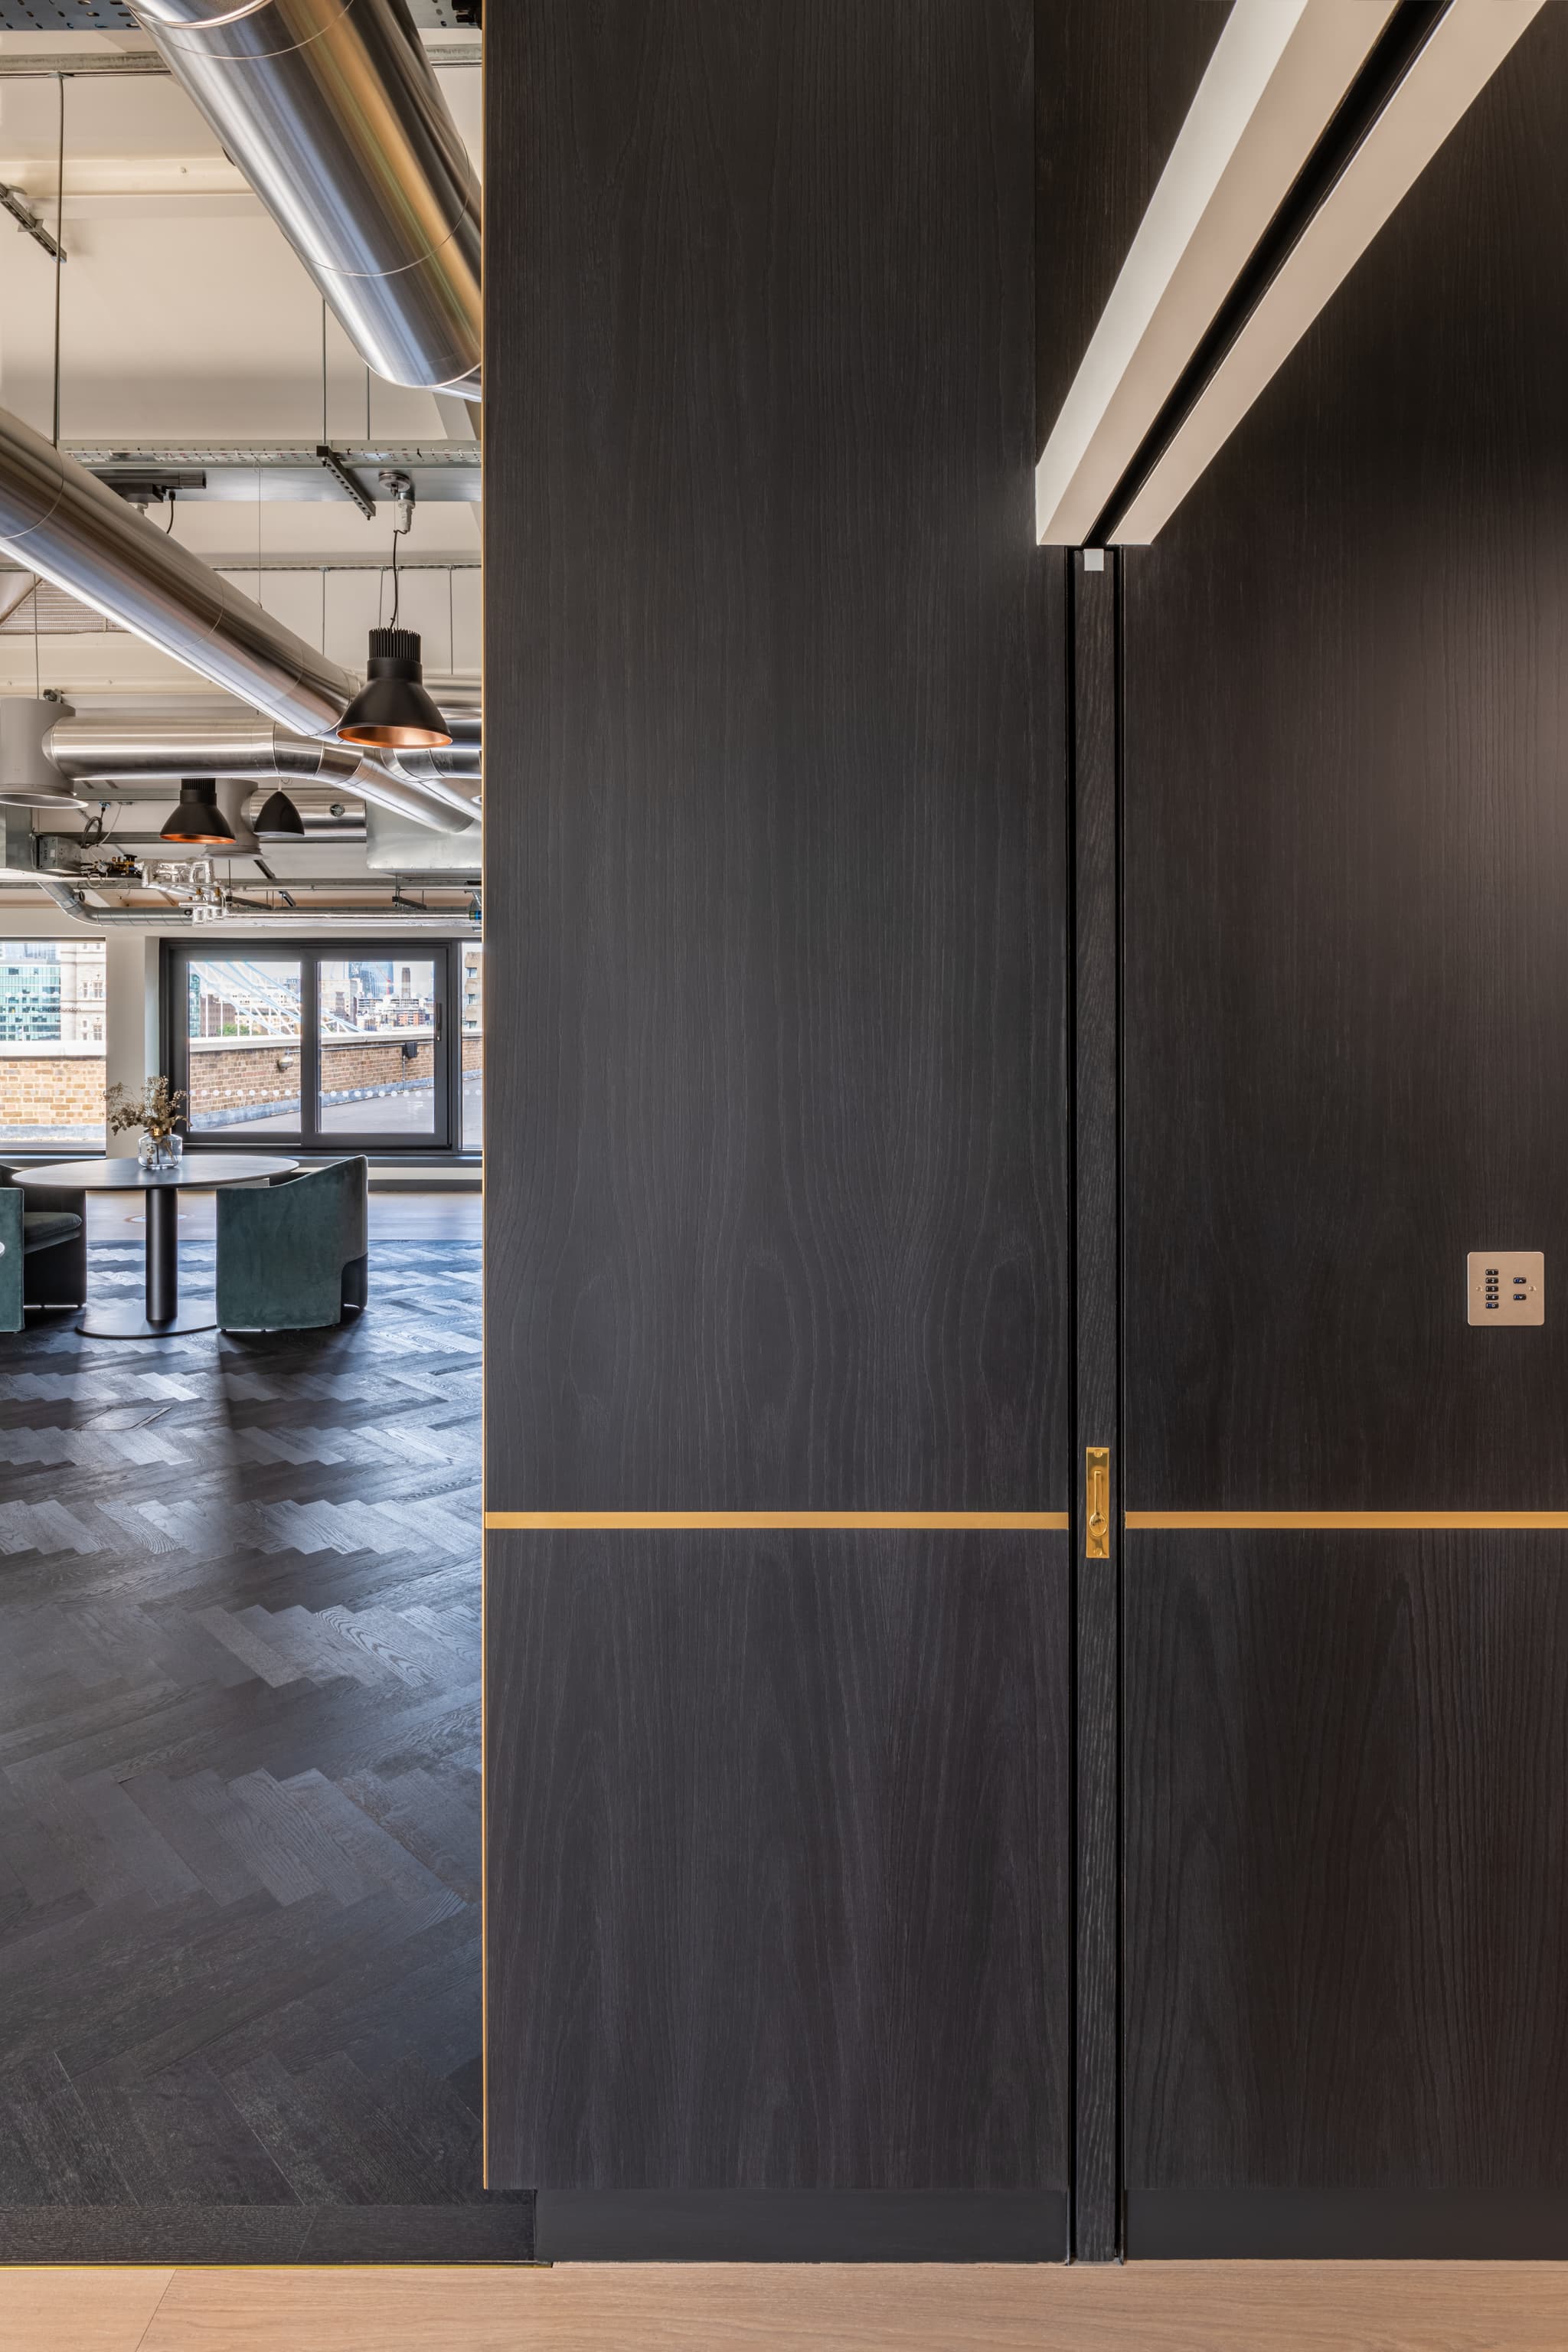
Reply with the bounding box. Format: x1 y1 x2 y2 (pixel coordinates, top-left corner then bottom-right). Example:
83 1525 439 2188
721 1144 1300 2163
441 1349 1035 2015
482 0 1072 2262
1119 8 1568 2257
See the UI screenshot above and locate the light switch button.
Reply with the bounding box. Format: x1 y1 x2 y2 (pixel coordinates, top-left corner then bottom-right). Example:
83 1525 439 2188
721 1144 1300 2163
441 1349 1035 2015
1467 1250 1544 1325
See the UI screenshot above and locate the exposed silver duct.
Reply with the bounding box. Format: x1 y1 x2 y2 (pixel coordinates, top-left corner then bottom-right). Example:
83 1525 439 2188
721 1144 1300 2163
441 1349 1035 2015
132 0 482 398
34 877 98 926
387 709 481 787
0 402 355 738
45 717 368 789
44 787 367 842
240 786 365 840
44 715 475 832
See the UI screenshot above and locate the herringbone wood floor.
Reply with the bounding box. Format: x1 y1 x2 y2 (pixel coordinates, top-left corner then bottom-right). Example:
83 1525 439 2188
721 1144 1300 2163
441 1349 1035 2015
0 1199 527 2262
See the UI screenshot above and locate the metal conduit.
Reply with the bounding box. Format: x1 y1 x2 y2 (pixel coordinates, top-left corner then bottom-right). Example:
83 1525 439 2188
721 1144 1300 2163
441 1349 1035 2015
132 0 482 397
385 709 482 785
45 716 476 831
0 403 469 833
0 403 358 739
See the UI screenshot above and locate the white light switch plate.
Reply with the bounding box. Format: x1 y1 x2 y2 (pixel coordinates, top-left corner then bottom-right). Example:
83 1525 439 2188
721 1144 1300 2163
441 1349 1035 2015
1467 1250 1544 1325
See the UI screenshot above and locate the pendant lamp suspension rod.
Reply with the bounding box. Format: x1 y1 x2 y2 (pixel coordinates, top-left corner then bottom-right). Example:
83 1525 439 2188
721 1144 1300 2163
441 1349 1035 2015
386 470 413 629
333 473 450 753
51 75 64 450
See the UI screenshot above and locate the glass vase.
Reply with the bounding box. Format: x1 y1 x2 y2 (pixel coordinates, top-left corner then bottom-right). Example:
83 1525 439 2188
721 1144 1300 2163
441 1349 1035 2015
138 1131 178 1173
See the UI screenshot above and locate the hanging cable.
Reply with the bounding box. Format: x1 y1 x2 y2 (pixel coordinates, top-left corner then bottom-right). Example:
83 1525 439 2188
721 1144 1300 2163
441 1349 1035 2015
51 76 64 449
384 475 414 629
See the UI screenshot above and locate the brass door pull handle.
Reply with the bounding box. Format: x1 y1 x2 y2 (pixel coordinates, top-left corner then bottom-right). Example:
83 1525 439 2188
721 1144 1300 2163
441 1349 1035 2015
1086 1447 1110 1560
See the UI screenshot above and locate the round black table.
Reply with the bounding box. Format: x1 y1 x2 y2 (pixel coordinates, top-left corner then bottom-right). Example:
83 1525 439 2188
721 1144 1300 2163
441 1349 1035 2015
15 1155 299 1338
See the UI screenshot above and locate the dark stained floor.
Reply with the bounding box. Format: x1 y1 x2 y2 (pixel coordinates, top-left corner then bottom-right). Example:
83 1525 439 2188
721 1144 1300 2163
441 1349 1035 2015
0 1193 528 2263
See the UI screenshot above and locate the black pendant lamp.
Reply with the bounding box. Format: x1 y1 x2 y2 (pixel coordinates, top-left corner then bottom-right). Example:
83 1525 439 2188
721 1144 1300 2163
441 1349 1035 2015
253 786 306 839
336 485 452 752
335 626 452 751
159 776 234 847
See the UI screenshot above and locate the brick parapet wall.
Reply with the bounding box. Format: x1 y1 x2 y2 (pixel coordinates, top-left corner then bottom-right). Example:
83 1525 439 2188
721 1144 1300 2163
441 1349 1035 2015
0 1054 106 1125
3 1035 483 1134
188 1036 462 1116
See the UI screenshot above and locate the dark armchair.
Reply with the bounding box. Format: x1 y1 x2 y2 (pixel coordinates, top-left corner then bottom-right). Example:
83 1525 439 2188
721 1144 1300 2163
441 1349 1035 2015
0 1165 88 1334
215 1155 369 1333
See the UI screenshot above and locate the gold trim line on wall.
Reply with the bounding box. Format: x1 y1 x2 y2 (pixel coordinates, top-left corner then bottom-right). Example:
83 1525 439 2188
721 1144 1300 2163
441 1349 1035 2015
484 1511 1070 1532
1125 1511 1568 1530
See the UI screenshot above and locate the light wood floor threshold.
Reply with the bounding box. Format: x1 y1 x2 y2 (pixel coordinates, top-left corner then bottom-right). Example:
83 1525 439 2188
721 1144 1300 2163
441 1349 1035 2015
9 2259 1568 2350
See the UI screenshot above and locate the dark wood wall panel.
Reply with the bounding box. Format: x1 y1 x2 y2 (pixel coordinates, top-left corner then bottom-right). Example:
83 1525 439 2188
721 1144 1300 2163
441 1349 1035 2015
1122 8 1568 1511
1119 5 1568 2247
1035 0 1223 449
1125 1532 1568 2190
487 1530 1070 2194
482 0 1070 2232
485 0 1066 1517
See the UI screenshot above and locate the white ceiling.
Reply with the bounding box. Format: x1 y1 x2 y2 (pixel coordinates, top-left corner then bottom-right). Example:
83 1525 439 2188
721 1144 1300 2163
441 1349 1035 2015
0 26 482 698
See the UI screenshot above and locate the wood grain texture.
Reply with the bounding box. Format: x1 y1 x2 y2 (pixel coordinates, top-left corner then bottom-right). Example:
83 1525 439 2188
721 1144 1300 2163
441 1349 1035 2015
1034 0 1227 449
1121 5 1568 1511
1125 1532 1568 2190
0 1218 520 2261
485 1530 1068 2195
0 2269 173 2352
95 2258 1568 2352
483 0 1067 1514
1070 553 1119 2258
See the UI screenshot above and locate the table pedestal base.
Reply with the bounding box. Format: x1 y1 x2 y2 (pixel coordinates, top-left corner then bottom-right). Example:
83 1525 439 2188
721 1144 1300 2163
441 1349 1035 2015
78 1299 217 1339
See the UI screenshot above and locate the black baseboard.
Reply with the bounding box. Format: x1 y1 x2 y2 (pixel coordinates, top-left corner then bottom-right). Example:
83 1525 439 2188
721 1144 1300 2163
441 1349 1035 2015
534 2190 1067 2262
0 2200 534 2266
1130 2189 1568 2259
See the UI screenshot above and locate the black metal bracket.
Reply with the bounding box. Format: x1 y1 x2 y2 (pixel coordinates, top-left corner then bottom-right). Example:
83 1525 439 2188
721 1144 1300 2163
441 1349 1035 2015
315 444 377 521
0 182 65 264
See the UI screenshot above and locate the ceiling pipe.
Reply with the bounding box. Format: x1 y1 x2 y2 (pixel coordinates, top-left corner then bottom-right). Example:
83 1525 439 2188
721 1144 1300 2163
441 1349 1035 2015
32 877 477 929
0 400 356 736
57 791 367 841
34 875 98 926
43 714 474 831
132 0 482 399
386 709 481 786
242 785 364 839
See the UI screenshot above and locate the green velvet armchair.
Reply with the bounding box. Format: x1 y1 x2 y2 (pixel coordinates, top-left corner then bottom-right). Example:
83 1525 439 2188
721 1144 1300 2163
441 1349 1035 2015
214 1156 369 1333
0 1165 87 1334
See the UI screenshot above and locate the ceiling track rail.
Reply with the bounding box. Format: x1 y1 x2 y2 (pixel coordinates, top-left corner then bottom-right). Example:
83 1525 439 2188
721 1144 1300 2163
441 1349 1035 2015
1089 0 1454 546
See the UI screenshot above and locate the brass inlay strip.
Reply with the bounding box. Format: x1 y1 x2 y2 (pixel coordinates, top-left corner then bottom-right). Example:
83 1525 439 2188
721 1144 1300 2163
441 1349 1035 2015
485 1511 1070 1531
1127 1511 1568 1530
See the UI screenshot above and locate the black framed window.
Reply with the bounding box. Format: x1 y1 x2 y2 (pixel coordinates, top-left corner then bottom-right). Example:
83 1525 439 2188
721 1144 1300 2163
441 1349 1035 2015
163 939 479 1158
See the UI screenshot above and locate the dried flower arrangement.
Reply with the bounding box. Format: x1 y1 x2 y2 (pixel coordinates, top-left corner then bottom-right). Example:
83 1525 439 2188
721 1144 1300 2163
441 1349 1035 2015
106 1076 188 1142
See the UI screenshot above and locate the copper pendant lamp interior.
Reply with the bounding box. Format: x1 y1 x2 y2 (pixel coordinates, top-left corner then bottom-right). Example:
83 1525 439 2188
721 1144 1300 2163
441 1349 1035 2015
159 776 235 847
335 627 453 751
